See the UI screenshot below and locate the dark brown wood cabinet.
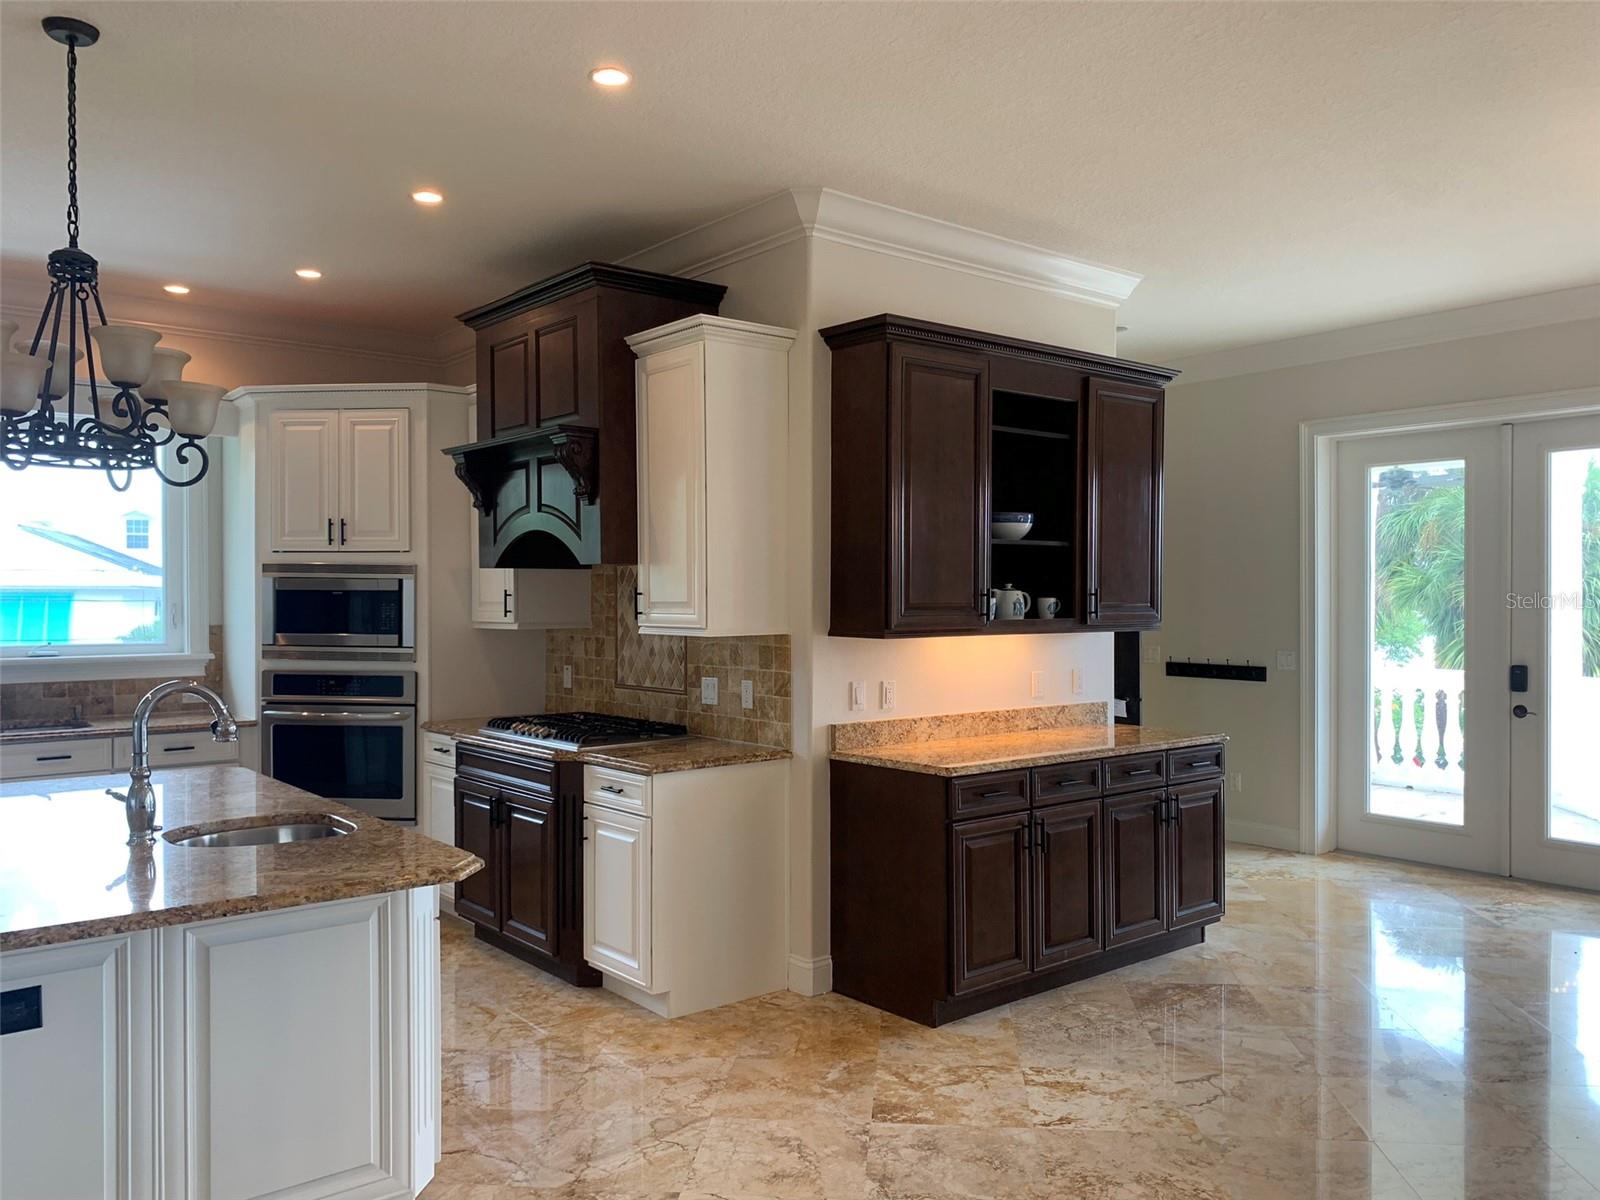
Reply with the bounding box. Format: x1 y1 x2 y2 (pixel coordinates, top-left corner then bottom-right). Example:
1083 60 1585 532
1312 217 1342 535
455 263 725 566
950 812 1032 995
500 789 559 956
453 780 500 929
452 743 600 987
831 742 1225 1025
822 315 1177 637
1104 789 1169 948
1169 779 1226 929
1035 799 1104 969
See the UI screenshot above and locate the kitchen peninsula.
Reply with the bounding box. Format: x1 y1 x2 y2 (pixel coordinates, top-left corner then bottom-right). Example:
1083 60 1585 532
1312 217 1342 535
830 707 1228 1026
0 765 480 1200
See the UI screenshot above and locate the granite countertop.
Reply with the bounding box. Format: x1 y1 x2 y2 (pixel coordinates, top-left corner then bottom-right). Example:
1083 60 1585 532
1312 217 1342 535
0 765 481 951
421 717 791 775
0 713 260 746
829 724 1227 777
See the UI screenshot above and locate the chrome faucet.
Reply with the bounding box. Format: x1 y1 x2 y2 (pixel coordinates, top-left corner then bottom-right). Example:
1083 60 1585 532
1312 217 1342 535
108 681 239 845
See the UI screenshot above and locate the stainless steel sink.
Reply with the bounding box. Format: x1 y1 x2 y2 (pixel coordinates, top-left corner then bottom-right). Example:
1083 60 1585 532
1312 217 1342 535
165 816 355 848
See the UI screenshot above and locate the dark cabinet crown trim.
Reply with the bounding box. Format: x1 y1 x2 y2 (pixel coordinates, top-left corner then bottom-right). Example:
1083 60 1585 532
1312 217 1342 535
459 262 728 329
819 314 1179 388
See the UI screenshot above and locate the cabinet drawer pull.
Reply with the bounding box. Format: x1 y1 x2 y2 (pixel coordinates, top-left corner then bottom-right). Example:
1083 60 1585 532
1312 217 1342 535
976 787 1012 799
1126 767 1156 778
1187 759 1213 769
600 785 625 795
161 745 198 753
34 754 71 762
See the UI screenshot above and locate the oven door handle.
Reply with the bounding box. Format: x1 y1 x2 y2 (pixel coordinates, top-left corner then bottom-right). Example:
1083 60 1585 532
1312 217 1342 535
261 708 415 722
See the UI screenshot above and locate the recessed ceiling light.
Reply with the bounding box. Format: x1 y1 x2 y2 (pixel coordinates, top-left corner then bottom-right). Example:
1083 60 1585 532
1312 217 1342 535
590 66 630 88
294 268 322 280
163 283 190 295
411 189 444 206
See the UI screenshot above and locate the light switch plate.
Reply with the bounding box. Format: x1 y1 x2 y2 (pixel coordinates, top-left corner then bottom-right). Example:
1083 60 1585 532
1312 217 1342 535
701 676 719 705
880 680 896 710
1070 668 1083 695
561 664 573 689
741 679 754 709
1142 642 1161 665
849 681 866 711
1030 670 1044 699
1276 650 1298 672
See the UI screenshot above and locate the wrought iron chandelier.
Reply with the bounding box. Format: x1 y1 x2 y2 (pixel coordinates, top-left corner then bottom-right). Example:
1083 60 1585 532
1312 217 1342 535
0 16 225 489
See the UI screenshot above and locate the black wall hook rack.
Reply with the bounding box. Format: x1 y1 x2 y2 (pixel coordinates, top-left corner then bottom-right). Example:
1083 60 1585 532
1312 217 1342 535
1165 658 1267 683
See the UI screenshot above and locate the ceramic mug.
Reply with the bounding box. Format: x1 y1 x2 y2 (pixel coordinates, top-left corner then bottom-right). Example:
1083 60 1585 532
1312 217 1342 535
1036 596 1061 619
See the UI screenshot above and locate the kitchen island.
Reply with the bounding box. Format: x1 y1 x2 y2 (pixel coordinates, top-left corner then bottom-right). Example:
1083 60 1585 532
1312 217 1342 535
0 765 481 1200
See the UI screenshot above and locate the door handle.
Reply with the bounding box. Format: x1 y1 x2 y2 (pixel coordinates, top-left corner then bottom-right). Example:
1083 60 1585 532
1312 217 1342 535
1088 588 1099 619
1512 704 1536 719
339 517 347 545
502 589 512 619
327 517 334 546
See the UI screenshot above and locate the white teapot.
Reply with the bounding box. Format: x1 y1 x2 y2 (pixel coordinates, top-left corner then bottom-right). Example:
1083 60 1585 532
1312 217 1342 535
991 584 1031 620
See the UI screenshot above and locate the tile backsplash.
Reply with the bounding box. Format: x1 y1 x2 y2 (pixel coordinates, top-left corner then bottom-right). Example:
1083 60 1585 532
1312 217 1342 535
0 625 226 726
546 566 791 749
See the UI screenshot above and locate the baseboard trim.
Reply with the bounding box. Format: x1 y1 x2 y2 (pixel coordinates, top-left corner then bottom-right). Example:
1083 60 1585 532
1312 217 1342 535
787 953 834 996
1227 821 1302 851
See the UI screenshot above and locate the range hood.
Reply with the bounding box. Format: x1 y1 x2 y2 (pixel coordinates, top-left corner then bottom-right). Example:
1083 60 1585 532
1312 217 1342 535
445 262 725 568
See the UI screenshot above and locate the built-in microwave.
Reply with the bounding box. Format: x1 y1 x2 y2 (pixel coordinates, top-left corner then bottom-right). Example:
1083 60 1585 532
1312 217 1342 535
261 564 415 653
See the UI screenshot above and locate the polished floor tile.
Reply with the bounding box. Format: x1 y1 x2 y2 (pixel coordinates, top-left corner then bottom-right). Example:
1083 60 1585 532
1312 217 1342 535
424 846 1600 1199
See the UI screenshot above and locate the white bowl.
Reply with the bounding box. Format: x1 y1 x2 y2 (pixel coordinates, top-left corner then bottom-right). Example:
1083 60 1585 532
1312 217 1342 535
991 516 1034 541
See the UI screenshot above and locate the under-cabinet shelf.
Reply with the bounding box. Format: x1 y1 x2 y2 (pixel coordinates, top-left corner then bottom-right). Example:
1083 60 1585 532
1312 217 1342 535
992 537 1071 548
993 424 1075 441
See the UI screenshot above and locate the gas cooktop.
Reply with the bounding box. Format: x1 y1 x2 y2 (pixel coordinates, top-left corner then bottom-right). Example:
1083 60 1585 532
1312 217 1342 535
478 712 688 750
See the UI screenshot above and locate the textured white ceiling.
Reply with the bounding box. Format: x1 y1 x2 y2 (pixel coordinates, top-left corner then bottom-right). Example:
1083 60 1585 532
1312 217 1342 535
1 1 1595 360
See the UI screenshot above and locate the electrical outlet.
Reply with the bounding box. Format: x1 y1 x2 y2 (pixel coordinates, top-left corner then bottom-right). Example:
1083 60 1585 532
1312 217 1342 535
1231 771 1244 794
700 676 719 705
1276 650 1298 672
1142 642 1161 666
561 664 573 690
880 680 897 710
741 679 754 710
1070 668 1083 695
849 681 866 711
1030 670 1044 699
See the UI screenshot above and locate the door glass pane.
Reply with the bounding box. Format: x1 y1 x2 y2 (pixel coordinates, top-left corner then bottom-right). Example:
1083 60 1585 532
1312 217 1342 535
1367 460 1466 825
1545 447 1600 846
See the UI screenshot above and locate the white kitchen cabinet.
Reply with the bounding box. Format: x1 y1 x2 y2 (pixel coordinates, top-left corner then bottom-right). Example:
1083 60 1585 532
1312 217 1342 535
0 734 113 780
468 508 591 629
627 316 794 637
266 407 410 553
584 803 652 989
420 732 457 905
582 759 786 1017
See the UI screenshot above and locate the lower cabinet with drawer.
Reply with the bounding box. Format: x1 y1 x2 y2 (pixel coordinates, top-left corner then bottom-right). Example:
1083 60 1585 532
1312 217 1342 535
582 759 788 1018
832 742 1226 1026
453 743 600 987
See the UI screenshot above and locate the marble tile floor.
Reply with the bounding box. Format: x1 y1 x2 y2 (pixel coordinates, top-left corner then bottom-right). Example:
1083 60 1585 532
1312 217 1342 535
423 845 1600 1200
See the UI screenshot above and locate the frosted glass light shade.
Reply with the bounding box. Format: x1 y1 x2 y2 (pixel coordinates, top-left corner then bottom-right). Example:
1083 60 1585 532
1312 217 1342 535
1 350 49 415
140 347 191 401
15 339 84 399
89 324 161 385
162 380 226 437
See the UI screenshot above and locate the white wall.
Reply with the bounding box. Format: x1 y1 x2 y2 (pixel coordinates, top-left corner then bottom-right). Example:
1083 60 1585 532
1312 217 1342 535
1145 309 1600 849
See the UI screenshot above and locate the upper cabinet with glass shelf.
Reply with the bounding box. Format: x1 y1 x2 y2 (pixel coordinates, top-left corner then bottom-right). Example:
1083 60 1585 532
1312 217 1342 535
820 315 1175 638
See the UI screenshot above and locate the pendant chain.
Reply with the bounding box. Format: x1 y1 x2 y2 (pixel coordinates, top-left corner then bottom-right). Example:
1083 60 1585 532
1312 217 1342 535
65 41 79 248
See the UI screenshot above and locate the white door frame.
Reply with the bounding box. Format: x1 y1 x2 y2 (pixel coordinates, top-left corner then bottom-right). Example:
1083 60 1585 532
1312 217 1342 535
1299 387 1600 856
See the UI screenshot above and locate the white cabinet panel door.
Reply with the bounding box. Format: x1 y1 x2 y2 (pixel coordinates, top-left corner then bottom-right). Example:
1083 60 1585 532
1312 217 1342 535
421 763 458 903
584 806 652 989
338 409 410 552
267 409 338 553
0 935 146 1200
636 343 707 630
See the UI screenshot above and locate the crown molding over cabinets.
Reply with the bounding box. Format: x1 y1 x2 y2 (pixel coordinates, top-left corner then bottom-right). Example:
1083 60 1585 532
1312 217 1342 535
622 188 1144 308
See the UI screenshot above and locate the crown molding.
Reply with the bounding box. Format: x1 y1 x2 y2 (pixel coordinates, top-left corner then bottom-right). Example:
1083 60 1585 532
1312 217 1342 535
1165 284 1600 386
0 272 453 370
622 187 1142 308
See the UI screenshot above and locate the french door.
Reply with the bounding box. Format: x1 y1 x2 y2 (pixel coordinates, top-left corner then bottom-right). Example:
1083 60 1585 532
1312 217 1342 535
1508 416 1600 888
1335 417 1600 888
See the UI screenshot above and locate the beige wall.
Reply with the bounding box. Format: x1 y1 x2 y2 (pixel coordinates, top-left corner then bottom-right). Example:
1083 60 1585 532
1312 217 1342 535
1144 315 1600 847
692 234 1122 969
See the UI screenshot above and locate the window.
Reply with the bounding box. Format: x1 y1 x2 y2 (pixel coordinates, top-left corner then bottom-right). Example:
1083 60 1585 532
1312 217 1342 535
0 451 207 676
